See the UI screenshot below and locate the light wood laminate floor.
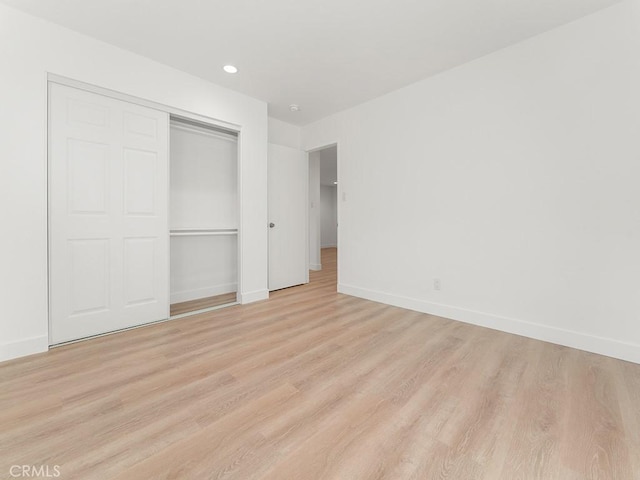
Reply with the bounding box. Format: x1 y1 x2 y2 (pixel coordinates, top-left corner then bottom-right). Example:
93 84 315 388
1 247 640 479
170 292 238 317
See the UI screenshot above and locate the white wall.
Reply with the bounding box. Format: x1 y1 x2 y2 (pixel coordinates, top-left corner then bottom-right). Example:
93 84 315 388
170 236 238 303
309 152 322 270
0 4 268 361
170 124 238 230
302 0 640 364
268 117 301 150
320 186 338 248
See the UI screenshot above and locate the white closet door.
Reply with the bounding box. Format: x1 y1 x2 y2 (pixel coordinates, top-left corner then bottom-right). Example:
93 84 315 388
49 83 169 344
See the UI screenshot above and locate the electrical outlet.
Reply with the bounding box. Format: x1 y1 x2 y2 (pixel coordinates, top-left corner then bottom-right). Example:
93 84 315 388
433 278 441 291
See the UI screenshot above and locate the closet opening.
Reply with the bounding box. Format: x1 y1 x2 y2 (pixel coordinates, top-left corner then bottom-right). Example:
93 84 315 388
169 117 239 317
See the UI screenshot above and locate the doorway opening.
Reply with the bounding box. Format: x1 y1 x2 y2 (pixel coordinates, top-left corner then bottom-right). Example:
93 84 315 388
308 144 338 288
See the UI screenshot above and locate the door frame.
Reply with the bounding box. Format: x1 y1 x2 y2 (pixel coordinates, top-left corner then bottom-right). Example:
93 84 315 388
306 142 340 286
47 74 243 344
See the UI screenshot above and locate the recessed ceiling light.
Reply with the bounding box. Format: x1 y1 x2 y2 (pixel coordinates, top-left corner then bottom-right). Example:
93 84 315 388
333 181 338 185
289 104 300 112
223 65 238 74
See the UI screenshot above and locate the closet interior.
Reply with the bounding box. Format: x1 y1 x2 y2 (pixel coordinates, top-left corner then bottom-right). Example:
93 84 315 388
169 117 239 316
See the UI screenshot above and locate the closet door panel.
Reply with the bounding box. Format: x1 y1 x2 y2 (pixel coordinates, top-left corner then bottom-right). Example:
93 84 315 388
68 238 110 316
49 83 169 344
123 149 158 216
123 111 159 140
67 139 109 215
123 237 158 306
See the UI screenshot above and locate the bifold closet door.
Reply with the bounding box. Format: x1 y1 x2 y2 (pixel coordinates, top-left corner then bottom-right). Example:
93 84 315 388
49 83 169 344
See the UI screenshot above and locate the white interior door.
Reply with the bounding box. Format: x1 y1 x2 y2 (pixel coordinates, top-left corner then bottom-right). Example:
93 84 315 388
49 83 169 344
268 144 308 291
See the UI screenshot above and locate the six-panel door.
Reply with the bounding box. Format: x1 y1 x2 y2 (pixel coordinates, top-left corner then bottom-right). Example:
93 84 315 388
49 83 169 344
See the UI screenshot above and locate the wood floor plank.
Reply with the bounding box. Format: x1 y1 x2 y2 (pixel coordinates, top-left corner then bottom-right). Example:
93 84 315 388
1 248 639 479
559 351 633 479
170 292 238 316
111 383 301 480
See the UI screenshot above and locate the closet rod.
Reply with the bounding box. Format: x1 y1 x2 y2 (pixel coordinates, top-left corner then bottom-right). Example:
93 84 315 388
170 228 237 232
170 121 238 142
170 228 238 237
170 232 238 237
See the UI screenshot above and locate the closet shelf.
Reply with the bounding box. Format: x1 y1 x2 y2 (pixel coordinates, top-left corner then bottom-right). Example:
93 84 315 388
170 228 238 237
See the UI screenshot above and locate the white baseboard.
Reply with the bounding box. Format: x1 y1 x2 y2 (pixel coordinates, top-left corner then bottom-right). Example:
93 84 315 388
338 283 640 365
171 283 237 304
239 289 269 304
310 263 322 271
321 244 337 248
0 335 48 362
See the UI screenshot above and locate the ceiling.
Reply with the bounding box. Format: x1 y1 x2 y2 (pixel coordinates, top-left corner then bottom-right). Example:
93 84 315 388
2 0 620 125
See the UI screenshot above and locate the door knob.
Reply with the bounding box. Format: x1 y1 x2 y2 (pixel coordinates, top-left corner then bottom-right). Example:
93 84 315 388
269 222 275 228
